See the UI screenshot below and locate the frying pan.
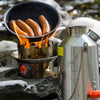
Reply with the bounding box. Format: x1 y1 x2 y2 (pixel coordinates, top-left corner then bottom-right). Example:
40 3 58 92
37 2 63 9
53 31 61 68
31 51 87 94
11 51 58 64
4 1 60 42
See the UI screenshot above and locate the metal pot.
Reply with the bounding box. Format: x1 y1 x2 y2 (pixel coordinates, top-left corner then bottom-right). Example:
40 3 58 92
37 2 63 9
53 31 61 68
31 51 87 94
58 26 100 100
4 1 60 42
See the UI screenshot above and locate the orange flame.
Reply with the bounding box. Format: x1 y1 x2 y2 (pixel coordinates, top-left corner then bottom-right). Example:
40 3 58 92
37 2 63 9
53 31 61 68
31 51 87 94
44 35 50 47
51 30 57 37
13 21 57 49
44 30 57 47
34 36 44 48
13 22 30 49
36 54 39 58
20 64 27 75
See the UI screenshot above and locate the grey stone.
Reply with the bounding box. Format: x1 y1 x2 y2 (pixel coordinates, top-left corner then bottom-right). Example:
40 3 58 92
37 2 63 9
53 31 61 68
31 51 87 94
0 40 17 67
0 40 17 51
0 50 17 67
0 65 59 100
58 10 71 26
0 66 16 77
24 85 38 94
0 80 28 93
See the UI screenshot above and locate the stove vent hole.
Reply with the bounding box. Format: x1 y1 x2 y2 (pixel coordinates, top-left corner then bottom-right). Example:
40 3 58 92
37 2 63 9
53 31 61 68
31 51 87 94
28 55 31 58
43 54 46 57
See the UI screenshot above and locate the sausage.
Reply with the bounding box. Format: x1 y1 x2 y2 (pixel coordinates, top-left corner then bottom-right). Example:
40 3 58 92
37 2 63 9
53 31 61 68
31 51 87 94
16 19 34 37
9 20 28 37
39 15 51 35
9 20 15 32
25 18 42 36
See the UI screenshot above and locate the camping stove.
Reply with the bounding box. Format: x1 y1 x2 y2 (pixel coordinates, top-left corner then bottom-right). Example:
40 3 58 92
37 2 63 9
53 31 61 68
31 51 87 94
4 2 60 79
11 39 58 79
17 40 53 78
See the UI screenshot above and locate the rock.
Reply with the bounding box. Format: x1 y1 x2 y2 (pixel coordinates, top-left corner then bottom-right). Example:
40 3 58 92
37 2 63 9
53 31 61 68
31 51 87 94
64 5 74 11
0 65 59 100
0 40 17 67
0 40 17 51
0 80 28 93
0 64 17 78
58 10 71 26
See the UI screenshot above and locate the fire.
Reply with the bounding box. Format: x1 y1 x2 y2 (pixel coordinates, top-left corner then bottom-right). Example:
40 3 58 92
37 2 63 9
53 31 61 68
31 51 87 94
19 64 27 75
13 21 30 49
51 30 57 37
44 35 50 47
34 36 44 48
44 30 57 47
36 54 38 58
34 31 56 48
13 21 57 49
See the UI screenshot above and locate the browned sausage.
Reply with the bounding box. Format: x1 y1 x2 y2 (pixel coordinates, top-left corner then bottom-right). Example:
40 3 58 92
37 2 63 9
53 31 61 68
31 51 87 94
25 18 42 36
9 20 28 37
16 19 34 37
39 15 51 35
9 20 15 32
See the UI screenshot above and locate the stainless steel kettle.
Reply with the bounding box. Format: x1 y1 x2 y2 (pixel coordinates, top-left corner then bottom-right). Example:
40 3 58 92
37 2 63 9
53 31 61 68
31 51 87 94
58 26 100 100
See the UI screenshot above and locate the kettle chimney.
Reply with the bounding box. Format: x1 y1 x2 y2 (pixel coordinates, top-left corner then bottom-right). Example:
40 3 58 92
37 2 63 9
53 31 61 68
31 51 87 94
68 26 86 36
